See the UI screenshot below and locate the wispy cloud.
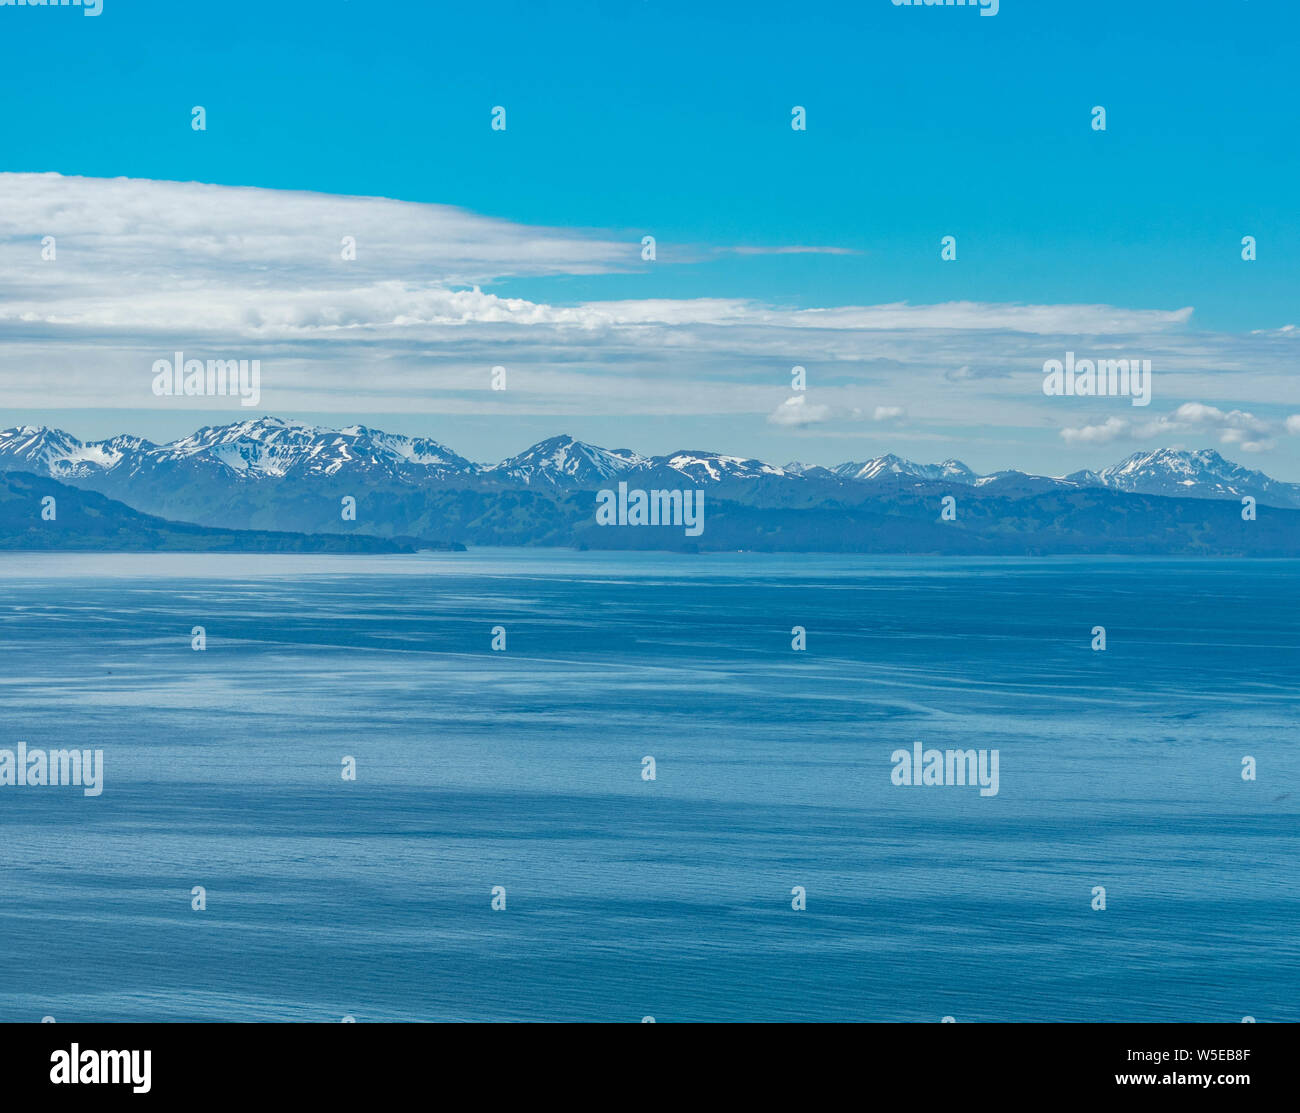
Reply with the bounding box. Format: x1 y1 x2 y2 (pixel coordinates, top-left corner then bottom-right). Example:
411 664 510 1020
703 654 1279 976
766 397 906 427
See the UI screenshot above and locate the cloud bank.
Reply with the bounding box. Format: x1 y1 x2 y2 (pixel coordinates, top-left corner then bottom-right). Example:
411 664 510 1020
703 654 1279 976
0 173 1294 468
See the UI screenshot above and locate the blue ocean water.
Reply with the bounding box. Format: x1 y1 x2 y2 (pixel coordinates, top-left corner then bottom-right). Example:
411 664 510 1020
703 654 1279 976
0 550 1296 1022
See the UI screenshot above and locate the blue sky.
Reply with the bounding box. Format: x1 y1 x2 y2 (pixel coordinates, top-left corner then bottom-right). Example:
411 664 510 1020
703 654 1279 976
1 0 1297 476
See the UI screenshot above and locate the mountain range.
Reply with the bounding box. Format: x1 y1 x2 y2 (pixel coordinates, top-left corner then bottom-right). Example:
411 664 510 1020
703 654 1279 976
2 418 1299 554
3 418 1298 506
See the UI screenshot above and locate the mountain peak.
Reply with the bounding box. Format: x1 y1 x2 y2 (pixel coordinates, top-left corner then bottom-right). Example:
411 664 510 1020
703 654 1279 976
657 451 786 482
1094 447 1299 506
491 435 647 485
833 455 977 484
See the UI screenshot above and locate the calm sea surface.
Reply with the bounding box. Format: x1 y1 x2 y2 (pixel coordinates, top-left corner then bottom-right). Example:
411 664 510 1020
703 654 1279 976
0 550 1296 1021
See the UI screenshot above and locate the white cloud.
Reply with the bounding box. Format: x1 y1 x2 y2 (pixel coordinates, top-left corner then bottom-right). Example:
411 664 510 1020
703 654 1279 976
1060 416 1132 445
768 395 832 426
0 174 1195 342
1062 402 1292 451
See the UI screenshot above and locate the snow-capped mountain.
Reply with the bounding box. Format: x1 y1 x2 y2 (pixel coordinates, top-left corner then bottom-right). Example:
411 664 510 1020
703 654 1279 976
0 417 477 485
488 434 648 486
653 452 788 484
1088 448 1300 508
783 461 837 479
150 418 476 482
833 454 978 484
0 425 123 479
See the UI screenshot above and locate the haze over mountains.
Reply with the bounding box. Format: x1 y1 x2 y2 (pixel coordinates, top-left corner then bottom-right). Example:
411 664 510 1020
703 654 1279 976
2 418 1299 554
0 471 419 553
2 417 1298 506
